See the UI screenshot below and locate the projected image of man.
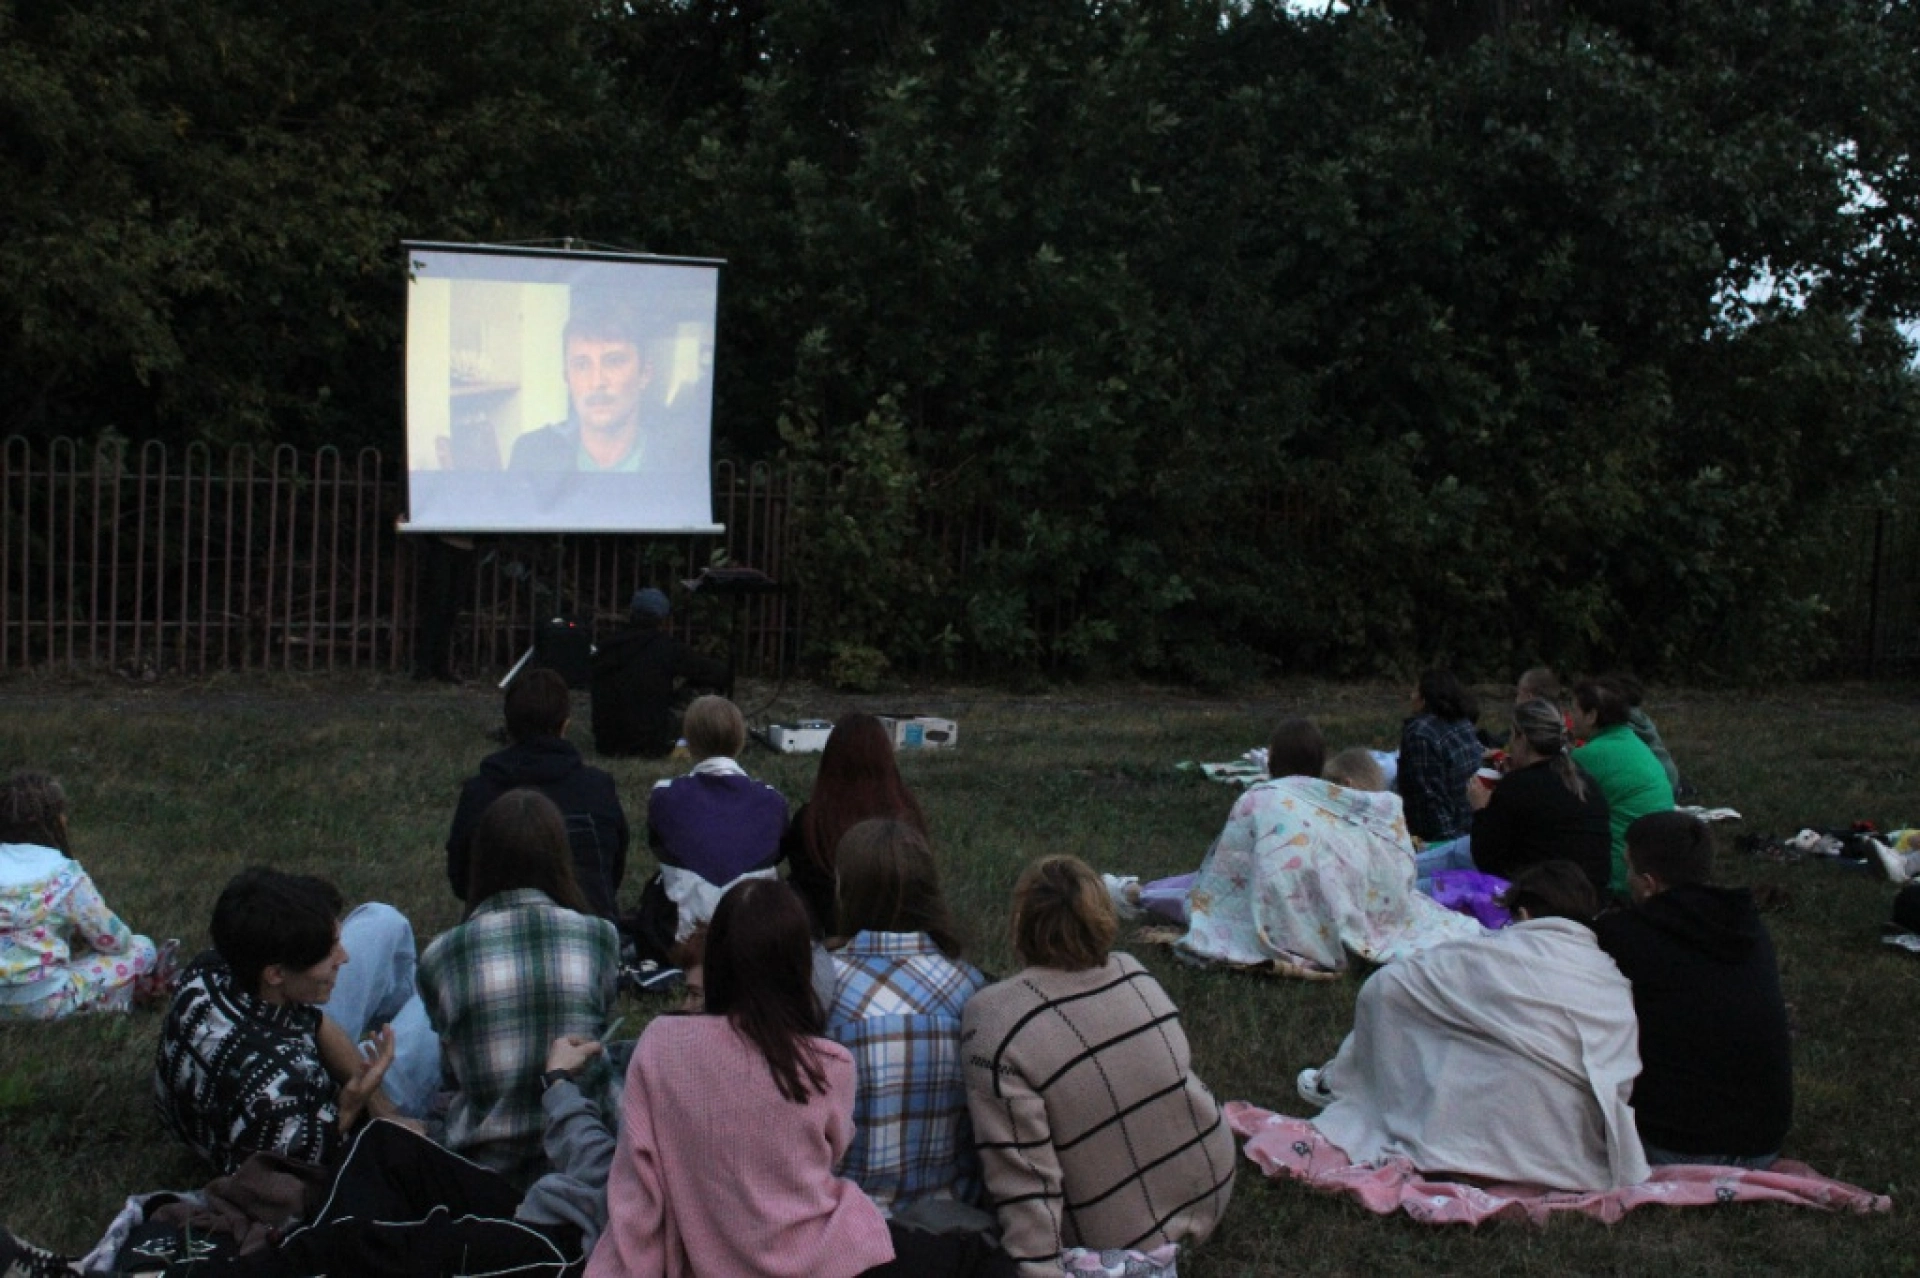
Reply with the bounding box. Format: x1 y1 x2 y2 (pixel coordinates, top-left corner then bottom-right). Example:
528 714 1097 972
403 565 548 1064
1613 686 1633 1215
511 293 660 473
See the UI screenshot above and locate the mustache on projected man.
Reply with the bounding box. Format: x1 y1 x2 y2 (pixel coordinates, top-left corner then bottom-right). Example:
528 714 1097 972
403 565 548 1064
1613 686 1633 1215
510 293 662 474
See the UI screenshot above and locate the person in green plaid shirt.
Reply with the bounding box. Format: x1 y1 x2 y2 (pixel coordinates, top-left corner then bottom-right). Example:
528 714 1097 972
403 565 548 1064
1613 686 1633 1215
420 789 619 1187
825 819 989 1215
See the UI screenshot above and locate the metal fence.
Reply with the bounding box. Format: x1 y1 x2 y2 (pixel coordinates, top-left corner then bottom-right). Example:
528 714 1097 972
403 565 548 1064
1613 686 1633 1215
4 434 1914 679
0 436 799 678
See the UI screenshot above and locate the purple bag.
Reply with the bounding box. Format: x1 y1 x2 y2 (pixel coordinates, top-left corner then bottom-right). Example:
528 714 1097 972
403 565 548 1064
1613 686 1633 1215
1428 868 1512 930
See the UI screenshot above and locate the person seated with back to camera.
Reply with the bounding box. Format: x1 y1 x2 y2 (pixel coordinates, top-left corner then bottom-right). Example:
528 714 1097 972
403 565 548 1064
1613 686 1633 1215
446 666 630 922
1177 717 1483 975
825 818 990 1224
591 878 1017 1277
420 788 621 1188
590 587 731 760
783 711 932 936
0 769 161 1022
1593 811 1792 1170
963 856 1234 1277
1298 861 1650 1192
154 868 440 1173
630 695 788 962
1116 743 1391 926
1398 669 1488 887
1466 698 1612 896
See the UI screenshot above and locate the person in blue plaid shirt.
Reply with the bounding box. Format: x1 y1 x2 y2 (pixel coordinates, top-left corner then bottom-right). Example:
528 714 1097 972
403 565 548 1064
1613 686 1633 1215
825 819 990 1217
420 788 620 1188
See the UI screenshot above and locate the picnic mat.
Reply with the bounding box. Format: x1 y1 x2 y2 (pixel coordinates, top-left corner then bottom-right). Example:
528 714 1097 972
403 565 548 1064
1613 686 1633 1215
1225 1103 1890 1225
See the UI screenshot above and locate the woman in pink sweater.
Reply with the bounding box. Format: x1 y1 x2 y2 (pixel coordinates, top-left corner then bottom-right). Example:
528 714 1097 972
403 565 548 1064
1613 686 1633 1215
588 878 1014 1278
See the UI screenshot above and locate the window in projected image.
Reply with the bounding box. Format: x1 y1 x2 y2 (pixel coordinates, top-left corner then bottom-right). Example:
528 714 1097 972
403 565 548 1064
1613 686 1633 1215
402 242 724 534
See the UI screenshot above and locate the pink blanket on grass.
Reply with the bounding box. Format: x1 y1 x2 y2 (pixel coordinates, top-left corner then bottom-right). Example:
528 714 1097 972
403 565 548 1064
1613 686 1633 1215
1225 1103 1891 1225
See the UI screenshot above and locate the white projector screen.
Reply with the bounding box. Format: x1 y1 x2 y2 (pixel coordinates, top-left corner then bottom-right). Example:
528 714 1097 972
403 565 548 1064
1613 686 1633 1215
401 242 723 534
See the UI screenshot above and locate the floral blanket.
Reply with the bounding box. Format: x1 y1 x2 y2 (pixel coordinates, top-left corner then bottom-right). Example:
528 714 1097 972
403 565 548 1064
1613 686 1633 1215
1177 777 1483 973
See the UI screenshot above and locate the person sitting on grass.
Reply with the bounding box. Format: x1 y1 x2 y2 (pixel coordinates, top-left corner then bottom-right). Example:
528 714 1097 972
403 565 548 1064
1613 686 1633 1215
1178 717 1483 974
630 695 787 961
826 818 989 1220
1467 698 1612 896
1396 669 1482 845
591 878 1016 1277
1515 663 1564 707
1298 861 1649 1192
420 788 621 1187
1602 672 1683 794
1571 678 1676 893
0 769 160 1022
784 712 930 936
1323 747 1388 792
1593 811 1792 1170
154 868 439 1172
18 1034 626 1277
963 856 1235 1276
446 666 630 921
590 586 732 759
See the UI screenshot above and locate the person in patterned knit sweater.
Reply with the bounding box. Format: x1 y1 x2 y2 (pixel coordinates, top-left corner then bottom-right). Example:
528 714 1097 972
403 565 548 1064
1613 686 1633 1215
153 868 437 1172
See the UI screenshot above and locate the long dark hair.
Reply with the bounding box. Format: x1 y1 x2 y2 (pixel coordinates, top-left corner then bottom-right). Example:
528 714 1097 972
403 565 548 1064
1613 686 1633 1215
798 713 927 877
1418 669 1472 722
704 879 830 1104
466 789 591 916
834 818 965 958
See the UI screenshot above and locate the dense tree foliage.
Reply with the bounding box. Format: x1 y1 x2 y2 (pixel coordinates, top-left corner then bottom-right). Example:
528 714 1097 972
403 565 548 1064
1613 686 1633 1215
2 0 1916 680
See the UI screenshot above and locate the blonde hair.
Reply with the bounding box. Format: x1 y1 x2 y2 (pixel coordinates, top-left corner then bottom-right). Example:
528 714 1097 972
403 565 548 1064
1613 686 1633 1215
683 695 746 761
1324 748 1387 792
1011 855 1117 972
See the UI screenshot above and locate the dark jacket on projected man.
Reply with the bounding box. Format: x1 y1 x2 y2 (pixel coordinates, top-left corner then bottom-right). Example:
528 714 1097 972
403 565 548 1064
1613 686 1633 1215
591 594 732 760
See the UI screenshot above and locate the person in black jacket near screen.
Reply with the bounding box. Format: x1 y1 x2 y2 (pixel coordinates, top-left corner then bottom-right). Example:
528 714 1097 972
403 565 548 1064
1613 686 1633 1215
1593 810 1792 1168
589 588 730 760
447 667 629 921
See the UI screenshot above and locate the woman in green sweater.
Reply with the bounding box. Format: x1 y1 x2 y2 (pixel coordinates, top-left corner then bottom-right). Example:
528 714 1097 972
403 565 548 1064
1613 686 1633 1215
1571 679 1675 894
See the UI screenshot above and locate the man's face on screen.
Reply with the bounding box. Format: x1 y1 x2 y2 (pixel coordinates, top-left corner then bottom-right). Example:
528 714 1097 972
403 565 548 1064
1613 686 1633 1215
565 336 649 441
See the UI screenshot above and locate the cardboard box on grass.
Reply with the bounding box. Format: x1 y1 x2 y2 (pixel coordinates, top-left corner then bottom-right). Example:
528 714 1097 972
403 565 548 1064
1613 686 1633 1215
877 715 958 749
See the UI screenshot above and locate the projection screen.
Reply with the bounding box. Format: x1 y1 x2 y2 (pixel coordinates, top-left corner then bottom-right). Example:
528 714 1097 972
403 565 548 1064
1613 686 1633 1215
401 242 723 534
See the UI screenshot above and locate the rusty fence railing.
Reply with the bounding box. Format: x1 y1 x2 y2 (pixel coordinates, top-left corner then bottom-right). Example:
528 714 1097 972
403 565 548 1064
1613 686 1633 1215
0 438 804 678
12 434 1906 679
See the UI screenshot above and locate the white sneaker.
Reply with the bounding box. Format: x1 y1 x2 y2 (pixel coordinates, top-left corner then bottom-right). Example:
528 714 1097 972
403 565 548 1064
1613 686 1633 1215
1101 874 1144 921
1296 1067 1335 1109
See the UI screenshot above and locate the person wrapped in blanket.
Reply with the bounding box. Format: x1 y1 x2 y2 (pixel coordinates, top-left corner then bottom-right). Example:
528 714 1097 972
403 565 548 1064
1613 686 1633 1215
1297 861 1650 1192
0 770 159 1022
1177 718 1484 974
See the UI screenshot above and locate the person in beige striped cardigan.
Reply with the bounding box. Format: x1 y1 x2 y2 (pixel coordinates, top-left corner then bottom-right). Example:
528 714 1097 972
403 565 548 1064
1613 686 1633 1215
961 856 1235 1277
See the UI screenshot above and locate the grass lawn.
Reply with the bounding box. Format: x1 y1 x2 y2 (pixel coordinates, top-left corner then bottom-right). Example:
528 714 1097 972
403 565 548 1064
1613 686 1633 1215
3 673 1918 1274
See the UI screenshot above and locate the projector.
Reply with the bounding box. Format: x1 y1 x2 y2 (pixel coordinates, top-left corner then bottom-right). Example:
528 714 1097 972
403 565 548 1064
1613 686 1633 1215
766 721 834 754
